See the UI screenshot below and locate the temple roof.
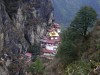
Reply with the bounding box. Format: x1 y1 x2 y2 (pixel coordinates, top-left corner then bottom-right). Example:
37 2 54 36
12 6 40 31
49 31 59 37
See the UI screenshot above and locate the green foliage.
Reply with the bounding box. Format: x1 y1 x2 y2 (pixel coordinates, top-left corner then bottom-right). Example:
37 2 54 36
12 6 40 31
57 29 78 65
57 6 97 66
64 28 82 42
96 43 100 50
57 6 97 74
28 57 44 74
90 51 100 62
70 6 97 37
65 60 92 75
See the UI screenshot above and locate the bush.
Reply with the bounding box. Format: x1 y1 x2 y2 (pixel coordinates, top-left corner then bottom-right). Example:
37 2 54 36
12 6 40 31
96 43 100 50
57 30 78 65
90 51 100 62
65 60 92 75
28 57 44 75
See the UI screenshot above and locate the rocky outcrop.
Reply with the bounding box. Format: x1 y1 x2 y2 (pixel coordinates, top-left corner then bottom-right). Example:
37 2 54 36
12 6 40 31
0 0 54 75
0 0 53 53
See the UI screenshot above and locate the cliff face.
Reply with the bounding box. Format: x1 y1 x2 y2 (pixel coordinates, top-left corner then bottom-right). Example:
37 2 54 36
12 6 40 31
0 0 53 75
0 0 53 53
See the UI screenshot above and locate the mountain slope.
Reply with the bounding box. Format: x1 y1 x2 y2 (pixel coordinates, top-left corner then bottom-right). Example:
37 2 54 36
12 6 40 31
52 0 100 26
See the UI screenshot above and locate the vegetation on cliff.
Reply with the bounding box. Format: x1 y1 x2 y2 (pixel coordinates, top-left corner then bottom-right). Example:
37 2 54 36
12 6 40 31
57 6 97 65
28 57 44 75
56 6 100 75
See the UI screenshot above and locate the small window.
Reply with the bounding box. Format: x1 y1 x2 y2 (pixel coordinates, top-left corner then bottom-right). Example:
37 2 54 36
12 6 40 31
55 37 58 39
51 37 54 40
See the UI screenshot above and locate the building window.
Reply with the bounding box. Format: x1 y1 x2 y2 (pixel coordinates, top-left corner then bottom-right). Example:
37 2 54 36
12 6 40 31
55 37 58 39
51 37 54 40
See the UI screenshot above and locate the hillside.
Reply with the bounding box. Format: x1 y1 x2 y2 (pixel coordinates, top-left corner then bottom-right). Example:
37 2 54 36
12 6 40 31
44 20 100 75
0 0 100 75
52 0 100 26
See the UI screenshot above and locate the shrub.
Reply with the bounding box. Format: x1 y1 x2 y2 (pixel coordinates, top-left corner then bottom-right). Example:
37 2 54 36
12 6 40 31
28 57 44 75
65 60 91 75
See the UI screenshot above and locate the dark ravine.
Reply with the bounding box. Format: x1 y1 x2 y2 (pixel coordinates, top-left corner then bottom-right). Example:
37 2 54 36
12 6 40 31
0 0 54 75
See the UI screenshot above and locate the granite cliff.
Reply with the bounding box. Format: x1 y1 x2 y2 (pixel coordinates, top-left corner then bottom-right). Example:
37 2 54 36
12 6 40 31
0 0 53 75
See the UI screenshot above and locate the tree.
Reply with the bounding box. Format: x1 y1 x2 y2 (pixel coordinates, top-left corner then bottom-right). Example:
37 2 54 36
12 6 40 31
57 30 78 65
28 57 44 75
57 6 97 67
70 6 97 37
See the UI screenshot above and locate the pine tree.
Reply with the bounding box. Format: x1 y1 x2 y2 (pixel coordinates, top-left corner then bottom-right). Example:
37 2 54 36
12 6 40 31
70 6 97 37
28 57 44 75
57 6 97 65
57 30 77 65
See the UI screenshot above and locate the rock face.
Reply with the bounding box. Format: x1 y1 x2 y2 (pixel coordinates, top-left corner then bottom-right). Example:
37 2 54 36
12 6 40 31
0 0 53 53
0 0 53 75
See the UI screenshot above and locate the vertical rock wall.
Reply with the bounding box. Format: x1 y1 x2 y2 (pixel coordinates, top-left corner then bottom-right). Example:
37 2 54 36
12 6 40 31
0 0 53 53
0 0 54 75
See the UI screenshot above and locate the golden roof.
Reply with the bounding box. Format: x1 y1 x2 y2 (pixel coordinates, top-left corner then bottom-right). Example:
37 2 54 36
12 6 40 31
49 31 59 37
